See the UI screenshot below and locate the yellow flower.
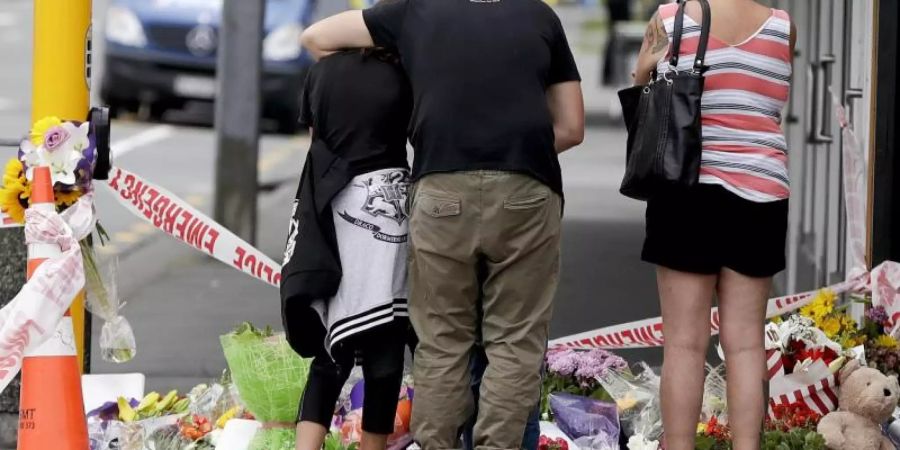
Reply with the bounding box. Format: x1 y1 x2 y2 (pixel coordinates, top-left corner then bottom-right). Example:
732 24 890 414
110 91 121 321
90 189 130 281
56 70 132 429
55 189 81 207
29 116 63 146
875 335 899 349
821 317 842 337
0 158 29 224
215 406 241 429
801 289 836 321
697 423 708 434
770 316 783 324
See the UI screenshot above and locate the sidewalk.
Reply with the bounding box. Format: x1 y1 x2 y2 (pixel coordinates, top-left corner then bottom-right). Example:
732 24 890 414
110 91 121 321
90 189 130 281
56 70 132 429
90 180 299 393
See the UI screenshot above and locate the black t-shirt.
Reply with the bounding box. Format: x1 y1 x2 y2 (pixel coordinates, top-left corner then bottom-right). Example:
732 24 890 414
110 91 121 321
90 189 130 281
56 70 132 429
363 0 581 195
300 50 412 173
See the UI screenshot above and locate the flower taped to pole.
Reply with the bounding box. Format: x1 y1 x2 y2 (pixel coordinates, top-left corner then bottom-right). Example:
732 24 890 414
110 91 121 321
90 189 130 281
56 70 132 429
17 167 89 450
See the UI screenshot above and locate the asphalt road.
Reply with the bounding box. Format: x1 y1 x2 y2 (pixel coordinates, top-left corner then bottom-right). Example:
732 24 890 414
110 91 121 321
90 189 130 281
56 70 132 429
0 0 663 392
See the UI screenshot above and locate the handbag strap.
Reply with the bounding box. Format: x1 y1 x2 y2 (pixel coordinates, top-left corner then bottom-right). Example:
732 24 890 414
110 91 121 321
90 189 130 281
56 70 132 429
669 0 712 72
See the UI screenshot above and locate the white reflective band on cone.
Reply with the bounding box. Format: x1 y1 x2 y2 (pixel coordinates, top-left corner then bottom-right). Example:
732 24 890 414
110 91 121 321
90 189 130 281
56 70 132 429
24 317 77 357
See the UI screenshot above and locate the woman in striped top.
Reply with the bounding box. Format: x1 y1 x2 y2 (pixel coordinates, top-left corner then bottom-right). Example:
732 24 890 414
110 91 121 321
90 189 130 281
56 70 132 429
633 1 796 449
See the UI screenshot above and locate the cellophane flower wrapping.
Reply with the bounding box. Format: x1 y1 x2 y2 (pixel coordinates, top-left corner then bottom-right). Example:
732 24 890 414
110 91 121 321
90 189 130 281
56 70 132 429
702 364 728 423
548 393 619 450
220 324 312 450
83 255 137 363
597 363 662 442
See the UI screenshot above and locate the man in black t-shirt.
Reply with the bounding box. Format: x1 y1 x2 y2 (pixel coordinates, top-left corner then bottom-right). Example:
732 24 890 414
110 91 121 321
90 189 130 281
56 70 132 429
301 2 584 449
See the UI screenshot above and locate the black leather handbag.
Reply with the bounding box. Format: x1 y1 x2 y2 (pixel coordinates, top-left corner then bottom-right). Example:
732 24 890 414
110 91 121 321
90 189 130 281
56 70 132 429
617 0 712 201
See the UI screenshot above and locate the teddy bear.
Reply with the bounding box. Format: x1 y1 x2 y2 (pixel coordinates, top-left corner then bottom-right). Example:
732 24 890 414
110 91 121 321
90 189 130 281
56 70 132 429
817 359 900 450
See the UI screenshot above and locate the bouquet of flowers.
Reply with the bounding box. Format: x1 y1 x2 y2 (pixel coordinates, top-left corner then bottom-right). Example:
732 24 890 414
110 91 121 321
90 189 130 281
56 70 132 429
0 116 135 363
220 322 312 450
332 372 414 449
548 392 619 450
695 415 827 450
856 302 900 376
1 116 96 223
797 289 865 349
695 416 731 450
597 363 662 449
542 348 628 418
766 314 846 377
765 402 823 432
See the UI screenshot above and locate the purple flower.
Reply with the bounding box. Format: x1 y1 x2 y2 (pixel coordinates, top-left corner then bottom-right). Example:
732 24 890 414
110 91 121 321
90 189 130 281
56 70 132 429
547 348 628 381
574 349 628 380
867 306 889 326
43 126 70 151
547 349 579 377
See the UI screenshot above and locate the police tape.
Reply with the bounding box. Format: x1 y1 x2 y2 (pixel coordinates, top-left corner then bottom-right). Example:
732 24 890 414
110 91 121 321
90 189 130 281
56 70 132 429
0 196 92 393
104 167 283 288
0 210 16 228
548 278 864 350
100 166 900 351
100 166 894 352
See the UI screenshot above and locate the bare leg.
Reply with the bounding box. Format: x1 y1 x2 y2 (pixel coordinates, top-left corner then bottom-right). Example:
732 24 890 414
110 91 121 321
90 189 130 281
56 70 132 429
657 267 717 450
359 432 390 450
296 422 328 450
717 268 771 450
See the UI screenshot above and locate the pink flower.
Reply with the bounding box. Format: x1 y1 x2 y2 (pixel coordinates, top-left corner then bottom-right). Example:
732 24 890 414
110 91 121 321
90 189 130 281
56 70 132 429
43 126 70 151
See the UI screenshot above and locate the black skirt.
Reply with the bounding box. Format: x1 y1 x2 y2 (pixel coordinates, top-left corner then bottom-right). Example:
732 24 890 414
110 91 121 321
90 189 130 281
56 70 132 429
642 184 789 278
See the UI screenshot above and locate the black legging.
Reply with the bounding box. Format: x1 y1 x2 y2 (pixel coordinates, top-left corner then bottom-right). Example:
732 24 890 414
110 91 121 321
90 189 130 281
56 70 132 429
298 320 409 434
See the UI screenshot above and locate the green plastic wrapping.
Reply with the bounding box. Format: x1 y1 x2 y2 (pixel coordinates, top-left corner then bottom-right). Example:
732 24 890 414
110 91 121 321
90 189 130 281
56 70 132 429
221 325 311 449
248 427 297 450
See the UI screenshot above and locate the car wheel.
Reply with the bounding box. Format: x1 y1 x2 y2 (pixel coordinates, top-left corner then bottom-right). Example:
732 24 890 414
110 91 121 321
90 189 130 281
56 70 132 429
137 102 168 122
105 99 138 119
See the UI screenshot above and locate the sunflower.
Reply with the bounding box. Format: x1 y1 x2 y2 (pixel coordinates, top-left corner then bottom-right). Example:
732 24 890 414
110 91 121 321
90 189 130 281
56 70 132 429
875 335 899 350
29 116 63 147
800 289 836 321
55 189 82 208
821 317 842 338
0 158 30 224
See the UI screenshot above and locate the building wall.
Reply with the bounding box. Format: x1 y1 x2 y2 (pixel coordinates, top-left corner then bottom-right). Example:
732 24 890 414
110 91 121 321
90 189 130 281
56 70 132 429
770 0 877 294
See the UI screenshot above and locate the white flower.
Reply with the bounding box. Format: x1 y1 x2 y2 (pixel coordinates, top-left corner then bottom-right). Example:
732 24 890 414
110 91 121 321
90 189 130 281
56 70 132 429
20 122 89 187
627 434 659 450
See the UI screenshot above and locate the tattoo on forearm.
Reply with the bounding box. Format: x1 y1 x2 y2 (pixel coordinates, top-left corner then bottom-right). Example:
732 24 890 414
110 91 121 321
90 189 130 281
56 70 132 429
650 13 669 54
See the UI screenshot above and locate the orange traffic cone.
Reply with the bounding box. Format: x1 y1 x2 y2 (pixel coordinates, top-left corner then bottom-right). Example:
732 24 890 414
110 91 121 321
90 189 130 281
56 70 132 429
17 166 89 449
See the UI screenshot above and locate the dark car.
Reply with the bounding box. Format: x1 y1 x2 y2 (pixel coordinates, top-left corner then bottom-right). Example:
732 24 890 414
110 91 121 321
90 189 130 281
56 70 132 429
100 0 316 133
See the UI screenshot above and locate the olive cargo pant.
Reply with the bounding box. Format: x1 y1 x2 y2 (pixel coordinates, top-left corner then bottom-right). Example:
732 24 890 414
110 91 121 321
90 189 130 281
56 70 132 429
408 171 562 450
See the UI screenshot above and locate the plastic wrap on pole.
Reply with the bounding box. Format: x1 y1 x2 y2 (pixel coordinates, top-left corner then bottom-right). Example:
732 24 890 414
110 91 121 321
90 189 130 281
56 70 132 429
0 195 93 393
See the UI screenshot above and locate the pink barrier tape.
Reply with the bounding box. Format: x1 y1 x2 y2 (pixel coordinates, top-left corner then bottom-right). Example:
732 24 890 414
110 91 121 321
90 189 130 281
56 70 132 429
833 90 869 280
104 167 282 288
0 210 15 228
0 195 93 393
549 278 866 350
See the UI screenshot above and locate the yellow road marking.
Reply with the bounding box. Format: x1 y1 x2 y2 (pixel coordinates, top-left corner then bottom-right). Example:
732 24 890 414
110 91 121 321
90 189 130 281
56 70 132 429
186 194 206 207
114 231 141 243
133 222 156 235
258 136 307 173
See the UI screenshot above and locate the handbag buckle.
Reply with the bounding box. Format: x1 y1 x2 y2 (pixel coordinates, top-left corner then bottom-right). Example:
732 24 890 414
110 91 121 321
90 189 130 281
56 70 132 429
663 68 678 85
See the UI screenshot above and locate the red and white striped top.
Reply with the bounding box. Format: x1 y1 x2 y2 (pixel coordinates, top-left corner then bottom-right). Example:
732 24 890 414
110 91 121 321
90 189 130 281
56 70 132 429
657 3 792 203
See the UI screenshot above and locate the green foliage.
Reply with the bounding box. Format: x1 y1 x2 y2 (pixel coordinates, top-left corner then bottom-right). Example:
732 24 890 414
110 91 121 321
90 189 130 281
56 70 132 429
324 432 360 450
759 429 827 450
540 374 615 419
695 434 731 450
694 429 826 450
